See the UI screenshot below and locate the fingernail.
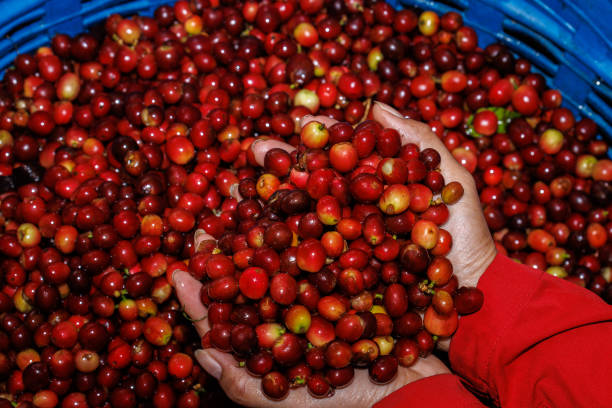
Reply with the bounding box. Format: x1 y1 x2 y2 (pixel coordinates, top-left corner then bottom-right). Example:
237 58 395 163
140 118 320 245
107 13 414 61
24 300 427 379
229 183 240 199
195 349 222 380
171 269 184 287
193 229 204 241
374 101 403 118
193 229 208 252
249 138 265 154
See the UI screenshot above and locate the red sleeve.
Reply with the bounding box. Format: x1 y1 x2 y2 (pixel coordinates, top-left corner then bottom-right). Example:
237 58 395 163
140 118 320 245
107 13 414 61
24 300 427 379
373 374 485 407
449 253 612 407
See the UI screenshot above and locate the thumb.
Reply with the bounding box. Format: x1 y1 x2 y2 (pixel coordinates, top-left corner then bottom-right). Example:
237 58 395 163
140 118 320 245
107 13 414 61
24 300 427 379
195 349 223 380
250 139 296 167
194 229 216 253
372 101 448 154
172 270 209 336
300 114 338 129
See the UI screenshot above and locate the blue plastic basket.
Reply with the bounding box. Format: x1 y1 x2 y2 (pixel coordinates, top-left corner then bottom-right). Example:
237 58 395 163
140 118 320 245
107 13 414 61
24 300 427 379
0 0 611 141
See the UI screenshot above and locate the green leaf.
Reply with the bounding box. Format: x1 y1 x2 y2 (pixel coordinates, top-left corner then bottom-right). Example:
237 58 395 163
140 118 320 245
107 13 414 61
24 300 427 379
464 106 522 138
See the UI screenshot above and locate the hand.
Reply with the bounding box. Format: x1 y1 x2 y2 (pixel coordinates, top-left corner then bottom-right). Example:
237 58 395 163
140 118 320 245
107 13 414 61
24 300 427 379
371 102 497 288
292 102 496 288
173 268 450 408
369 103 496 353
284 104 496 350
177 136 450 406
175 104 498 405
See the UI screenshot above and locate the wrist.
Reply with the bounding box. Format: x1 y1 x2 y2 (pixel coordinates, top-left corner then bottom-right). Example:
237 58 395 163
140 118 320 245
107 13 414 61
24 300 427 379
460 245 498 288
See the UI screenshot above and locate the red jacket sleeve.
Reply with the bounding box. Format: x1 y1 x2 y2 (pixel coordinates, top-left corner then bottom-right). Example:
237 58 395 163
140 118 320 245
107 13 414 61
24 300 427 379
449 253 612 407
373 374 485 407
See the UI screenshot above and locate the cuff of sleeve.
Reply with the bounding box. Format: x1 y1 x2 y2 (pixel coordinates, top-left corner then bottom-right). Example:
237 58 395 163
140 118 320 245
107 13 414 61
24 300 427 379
448 253 542 395
373 374 484 408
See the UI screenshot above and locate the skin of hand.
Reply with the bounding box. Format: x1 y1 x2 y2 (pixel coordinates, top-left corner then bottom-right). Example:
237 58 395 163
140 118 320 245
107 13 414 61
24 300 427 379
370 102 497 288
369 102 497 352
174 101 497 406
173 269 451 408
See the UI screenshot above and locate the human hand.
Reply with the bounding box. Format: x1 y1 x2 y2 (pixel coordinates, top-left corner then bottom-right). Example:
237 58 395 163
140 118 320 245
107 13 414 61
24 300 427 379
178 136 452 406
176 105 497 404
173 267 450 408
371 102 496 288
286 102 496 288
368 102 497 352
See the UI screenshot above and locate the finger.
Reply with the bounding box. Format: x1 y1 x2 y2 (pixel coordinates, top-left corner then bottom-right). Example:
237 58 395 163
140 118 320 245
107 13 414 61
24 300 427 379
194 229 216 253
194 348 449 408
372 102 447 151
229 184 243 201
437 337 451 352
173 270 209 336
300 115 338 129
194 348 314 408
195 349 274 407
249 115 338 169
406 353 451 377
358 354 451 404
250 139 296 167
195 348 394 408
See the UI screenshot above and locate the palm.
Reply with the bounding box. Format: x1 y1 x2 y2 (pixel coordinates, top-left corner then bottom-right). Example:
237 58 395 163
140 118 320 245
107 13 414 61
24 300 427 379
173 269 450 408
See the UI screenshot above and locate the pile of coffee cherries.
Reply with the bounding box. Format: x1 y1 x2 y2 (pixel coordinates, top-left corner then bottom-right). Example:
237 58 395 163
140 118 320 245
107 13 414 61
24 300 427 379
194 119 483 399
0 0 609 406
474 110 612 293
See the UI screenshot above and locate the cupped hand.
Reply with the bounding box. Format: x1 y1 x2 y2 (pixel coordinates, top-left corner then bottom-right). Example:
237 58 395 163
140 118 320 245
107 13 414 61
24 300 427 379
370 102 496 288
173 267 450 408
176 104 497 405
180 136 450 407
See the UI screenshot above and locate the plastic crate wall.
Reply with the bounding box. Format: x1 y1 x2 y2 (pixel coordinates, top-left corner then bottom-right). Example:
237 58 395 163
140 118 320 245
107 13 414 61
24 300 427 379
0 0 611 142
0 0 168 69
